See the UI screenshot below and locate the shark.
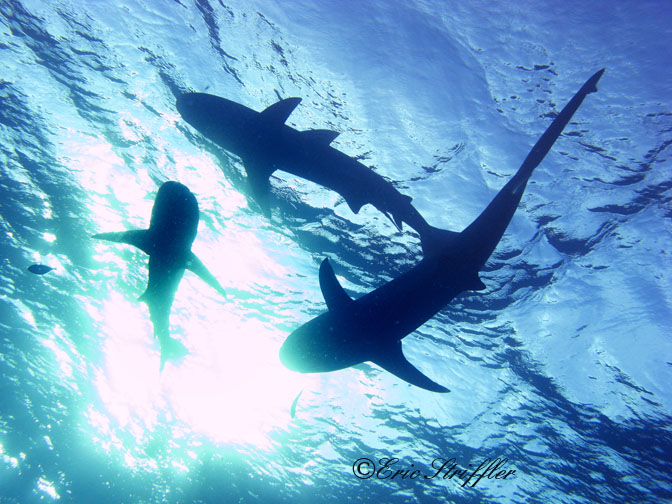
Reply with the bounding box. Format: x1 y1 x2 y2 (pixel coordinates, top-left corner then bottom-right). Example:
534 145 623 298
175 92 452 256
279 69 605 392
94 181 226 367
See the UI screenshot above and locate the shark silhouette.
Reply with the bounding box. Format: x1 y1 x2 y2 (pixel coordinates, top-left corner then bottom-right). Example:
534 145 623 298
279 69 605 392
94 181 226 367
176 92 451 256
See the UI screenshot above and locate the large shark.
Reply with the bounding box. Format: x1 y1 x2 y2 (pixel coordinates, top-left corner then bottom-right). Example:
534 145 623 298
175 92 451 256
94 181 226 367
279 70 605 392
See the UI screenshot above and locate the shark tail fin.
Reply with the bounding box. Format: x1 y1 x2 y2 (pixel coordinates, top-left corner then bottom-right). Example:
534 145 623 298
93 229 153 255
460 69 605 268
159 337 189 371
420 225 461 258
372 341 449 393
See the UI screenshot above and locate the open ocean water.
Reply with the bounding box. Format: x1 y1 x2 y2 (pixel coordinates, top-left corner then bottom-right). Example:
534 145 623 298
1 0 671 503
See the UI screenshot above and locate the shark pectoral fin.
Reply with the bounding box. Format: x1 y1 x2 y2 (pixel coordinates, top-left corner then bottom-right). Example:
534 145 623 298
319 258 353 312
93 229 153 254
373 341 450 393
301 129 340 145
260 97 302 126
242 157 274 216
186 252 226 297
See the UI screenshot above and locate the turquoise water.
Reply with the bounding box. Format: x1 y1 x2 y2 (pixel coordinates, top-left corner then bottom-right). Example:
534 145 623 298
1 1 670 503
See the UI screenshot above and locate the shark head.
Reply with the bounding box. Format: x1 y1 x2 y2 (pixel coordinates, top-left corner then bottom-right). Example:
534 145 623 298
279 311 367 374
176 92 253 153
149 181 199 252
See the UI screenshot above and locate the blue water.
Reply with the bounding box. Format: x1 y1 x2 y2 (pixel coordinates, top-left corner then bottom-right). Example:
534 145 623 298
1 0 671 503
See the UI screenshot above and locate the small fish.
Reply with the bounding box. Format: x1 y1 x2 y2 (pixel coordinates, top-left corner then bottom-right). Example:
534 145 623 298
28 264 54 275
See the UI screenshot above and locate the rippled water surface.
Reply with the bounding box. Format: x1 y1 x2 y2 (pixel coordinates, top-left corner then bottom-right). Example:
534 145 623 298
1 1 670 503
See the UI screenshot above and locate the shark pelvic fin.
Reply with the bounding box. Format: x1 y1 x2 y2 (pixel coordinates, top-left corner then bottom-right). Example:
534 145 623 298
260 97 302 127
186 252 226 297
242 157 275 217
301 129 340 145
372 341 449 393
92 229 153 255
319 258 353 313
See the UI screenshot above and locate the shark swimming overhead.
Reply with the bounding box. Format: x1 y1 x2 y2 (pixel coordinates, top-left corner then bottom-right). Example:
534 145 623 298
279 69 605 393
176 92 453 257
94 181 226 368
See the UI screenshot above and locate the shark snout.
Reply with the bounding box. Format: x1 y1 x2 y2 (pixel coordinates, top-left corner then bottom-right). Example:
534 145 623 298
278 338 300 371
175 93 194 118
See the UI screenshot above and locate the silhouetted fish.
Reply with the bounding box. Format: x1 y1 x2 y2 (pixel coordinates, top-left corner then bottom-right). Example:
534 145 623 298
28 264 53 275
176 93 455 257
93 181 226 368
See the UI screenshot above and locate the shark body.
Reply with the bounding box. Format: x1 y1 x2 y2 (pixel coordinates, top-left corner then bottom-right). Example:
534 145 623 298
94 181 225 367
279 70 605 392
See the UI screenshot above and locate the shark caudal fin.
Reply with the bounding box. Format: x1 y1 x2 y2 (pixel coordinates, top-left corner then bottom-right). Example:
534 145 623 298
159 337 189 371
460 69 605 268
419 226 461 258
92 229 153 254
372 340 450 393
513 68 605 185
418 70 605 261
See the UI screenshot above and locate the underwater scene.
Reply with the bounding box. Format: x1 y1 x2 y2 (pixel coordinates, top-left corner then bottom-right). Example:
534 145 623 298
0 0 670 503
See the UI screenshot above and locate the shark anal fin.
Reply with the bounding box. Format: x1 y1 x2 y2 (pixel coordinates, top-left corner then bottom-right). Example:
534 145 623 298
301 128 340 145
372 341 449 393
260 97 302 126
319 258 353 313
93 229 152 255
187 252 226 297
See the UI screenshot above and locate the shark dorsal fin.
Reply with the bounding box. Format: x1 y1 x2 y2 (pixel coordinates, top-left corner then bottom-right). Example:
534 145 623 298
372 341 449 393
301 129 340 145
319 258 353 313
260 97 302 126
